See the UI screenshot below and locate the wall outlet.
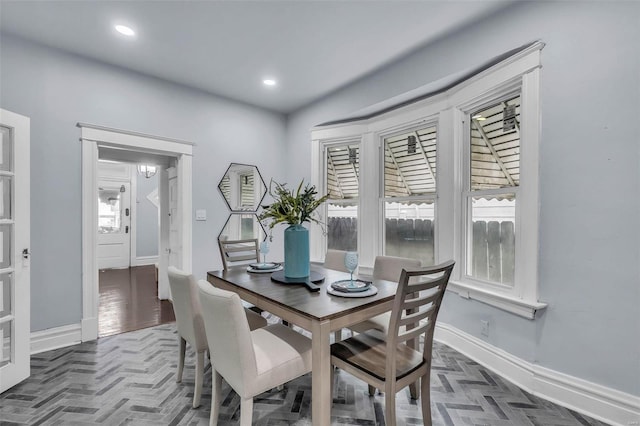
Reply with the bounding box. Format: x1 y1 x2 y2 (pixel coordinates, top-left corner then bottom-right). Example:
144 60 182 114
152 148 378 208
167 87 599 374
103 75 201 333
481 320 490 337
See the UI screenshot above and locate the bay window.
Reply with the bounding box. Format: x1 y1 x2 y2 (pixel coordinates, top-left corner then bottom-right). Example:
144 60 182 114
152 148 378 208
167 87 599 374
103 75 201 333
311 42 545 318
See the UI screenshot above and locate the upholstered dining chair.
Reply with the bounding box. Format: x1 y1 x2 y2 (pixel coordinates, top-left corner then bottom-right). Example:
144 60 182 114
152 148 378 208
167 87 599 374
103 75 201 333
330 260 455 426
323 249 349 272
167 267 267 408
348 255 422 396
218 238 260 269
197 280 313 426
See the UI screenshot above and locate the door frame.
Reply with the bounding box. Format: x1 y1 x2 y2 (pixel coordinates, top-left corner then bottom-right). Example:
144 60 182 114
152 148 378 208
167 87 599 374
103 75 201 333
79 123 193 342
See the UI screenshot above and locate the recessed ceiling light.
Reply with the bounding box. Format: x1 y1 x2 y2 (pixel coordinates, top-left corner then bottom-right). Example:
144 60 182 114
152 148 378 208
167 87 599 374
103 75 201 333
263 79 277 87
115 25 135 37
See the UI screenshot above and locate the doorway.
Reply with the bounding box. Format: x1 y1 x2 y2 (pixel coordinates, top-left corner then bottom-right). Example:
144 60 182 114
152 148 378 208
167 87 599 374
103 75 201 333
96 159 174 337
80 123 193 342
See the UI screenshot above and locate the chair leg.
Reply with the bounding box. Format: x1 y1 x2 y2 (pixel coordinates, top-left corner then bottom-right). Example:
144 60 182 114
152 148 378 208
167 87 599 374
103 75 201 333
420 373 432 426
368 385 376 396
330 366 335 402
176 337 186 383
408 337 420 400
210 370 222 426
193 350 205 408
384 386 396 426
409 378 420 400
239 397 254 426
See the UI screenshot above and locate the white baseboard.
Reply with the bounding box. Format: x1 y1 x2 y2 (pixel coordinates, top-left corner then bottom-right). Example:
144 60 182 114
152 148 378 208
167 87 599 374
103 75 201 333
131 255 159 267
30 323 82 355
435 322 640 426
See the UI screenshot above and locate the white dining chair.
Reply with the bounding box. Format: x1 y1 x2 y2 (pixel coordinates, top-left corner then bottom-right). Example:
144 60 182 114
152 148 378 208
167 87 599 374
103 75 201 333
323 249 349 272
167 267 267 408
197 280 312 426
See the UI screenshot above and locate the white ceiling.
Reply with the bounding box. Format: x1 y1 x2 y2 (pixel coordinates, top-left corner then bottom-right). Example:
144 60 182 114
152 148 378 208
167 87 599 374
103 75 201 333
0 1 512 113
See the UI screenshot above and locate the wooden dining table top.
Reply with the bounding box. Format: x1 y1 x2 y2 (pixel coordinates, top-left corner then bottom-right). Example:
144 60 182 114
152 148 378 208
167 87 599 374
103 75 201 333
206 264 398 322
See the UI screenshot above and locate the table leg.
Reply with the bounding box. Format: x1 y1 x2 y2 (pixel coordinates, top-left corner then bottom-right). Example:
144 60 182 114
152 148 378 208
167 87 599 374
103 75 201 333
311 319 331 426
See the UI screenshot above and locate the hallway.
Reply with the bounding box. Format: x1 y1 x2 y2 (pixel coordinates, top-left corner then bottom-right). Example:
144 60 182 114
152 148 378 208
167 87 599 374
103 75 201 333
98 265 175 337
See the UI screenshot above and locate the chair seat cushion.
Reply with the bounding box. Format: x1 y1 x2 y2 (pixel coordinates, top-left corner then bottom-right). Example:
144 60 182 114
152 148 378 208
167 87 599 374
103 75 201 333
331 330 425 381
249 324 312 395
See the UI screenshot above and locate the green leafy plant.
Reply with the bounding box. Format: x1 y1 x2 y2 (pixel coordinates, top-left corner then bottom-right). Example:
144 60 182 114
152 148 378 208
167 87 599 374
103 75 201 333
258 179 329 229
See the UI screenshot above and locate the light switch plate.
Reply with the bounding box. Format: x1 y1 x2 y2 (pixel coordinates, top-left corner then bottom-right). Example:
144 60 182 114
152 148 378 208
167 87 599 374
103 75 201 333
195 209 207 221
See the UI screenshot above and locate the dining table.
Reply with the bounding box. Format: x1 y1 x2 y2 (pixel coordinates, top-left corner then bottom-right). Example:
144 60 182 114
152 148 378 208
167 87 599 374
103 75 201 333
206 264 399 426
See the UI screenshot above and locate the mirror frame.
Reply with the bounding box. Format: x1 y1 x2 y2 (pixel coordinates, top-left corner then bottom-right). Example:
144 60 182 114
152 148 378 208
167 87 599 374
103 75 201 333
217 162 267 212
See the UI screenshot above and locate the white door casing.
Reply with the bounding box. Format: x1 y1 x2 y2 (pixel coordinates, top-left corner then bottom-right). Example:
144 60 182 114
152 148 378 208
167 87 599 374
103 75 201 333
168 167 180 269
97 180 131 269
80 123 193 341
0 109 30 393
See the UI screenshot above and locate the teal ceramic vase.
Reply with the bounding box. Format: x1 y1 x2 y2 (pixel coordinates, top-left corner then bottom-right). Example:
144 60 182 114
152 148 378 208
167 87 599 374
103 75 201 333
284 224 309 278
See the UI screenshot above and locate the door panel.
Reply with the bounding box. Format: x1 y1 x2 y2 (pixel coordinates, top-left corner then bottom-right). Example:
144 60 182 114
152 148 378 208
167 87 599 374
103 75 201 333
97 181 131 269
0 109 30 393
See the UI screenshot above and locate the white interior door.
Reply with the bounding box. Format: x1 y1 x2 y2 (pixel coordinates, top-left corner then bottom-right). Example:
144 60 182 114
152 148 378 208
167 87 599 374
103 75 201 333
97 180 131 269
0 109 30 393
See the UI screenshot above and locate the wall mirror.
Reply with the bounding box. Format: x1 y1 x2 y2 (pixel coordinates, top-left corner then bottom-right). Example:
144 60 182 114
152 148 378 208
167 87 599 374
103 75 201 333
218 163 267 212
218 213 266 242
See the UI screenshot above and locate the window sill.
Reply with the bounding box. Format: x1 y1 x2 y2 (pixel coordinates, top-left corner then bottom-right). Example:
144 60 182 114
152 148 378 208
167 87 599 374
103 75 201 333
447 280 547 319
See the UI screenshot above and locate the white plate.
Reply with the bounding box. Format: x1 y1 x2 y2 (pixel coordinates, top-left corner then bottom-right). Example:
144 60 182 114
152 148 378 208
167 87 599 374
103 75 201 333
327 284 378 298
249 262 280 270
246 265 283 274
331 279 371 292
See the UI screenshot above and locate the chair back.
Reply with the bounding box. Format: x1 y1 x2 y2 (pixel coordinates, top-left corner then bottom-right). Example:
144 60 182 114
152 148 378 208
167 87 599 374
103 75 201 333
386 260 455 375
373 255 422 282
167 267 207 350
197 280 257 394
218 238 259 270
323 249 349 272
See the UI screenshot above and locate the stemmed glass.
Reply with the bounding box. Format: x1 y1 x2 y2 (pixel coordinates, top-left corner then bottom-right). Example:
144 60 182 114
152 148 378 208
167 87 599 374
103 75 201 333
344 251 358 286
259 241 270 265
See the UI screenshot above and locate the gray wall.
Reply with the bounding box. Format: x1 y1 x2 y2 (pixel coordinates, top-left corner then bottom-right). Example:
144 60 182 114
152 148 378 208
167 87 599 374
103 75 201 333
285 2 640 396
0 34 287 332
135 173 158 258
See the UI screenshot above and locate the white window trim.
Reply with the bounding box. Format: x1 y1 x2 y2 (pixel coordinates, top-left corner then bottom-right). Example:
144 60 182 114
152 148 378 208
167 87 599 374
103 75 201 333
312 42 546 318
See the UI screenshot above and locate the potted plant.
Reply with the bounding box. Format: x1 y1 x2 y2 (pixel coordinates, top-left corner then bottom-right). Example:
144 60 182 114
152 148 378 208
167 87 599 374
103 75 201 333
259 179 328 278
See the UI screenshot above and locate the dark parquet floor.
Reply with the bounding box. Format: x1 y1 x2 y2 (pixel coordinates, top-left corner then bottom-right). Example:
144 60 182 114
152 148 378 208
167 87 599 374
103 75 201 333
98 265 175 338
0 321 611 425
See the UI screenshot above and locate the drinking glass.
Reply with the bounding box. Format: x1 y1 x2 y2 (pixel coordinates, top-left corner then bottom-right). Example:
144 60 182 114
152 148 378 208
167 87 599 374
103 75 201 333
259 241 270 265
344 251 358 285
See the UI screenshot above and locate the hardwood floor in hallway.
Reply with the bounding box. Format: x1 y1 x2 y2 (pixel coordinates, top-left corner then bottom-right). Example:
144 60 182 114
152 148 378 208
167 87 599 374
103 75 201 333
98 264 175 337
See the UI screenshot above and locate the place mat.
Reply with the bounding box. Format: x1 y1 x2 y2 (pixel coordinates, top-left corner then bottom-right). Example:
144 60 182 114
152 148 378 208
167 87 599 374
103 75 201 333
327 283 378 298
247 265 283 274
